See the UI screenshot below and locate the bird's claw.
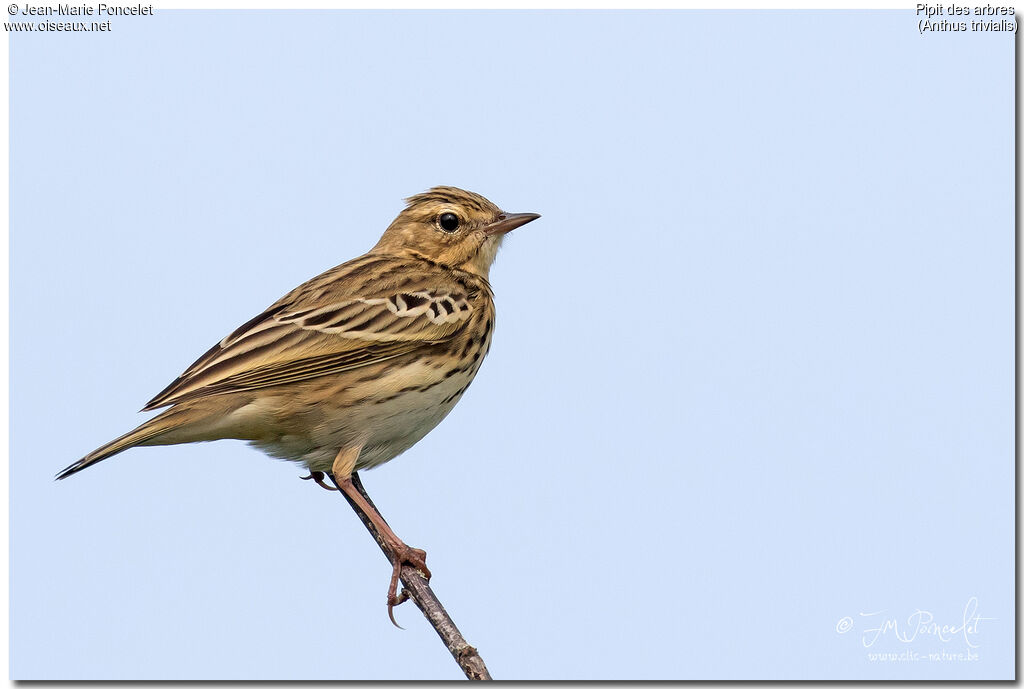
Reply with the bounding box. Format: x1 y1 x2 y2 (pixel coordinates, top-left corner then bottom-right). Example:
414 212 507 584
386 546 431 628
387 587 411 628
300 471 337 491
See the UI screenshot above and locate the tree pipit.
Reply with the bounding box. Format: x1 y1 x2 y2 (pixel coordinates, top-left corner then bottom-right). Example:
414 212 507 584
57 186 539 622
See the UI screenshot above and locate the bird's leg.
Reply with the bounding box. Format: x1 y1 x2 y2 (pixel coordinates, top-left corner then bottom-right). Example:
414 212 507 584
330 447 431 626
299 471 337 491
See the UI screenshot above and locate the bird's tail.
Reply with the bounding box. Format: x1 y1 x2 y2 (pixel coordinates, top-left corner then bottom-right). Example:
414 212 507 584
56 408 186 480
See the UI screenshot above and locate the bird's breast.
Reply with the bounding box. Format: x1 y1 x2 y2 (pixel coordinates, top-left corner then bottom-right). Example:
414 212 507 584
344 330 492 470
257 308 495 471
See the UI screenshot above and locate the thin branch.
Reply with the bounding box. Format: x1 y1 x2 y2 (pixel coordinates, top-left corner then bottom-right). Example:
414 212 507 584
335 472 493 681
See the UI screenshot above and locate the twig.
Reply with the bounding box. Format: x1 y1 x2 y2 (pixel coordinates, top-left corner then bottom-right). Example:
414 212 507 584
334 472 493 681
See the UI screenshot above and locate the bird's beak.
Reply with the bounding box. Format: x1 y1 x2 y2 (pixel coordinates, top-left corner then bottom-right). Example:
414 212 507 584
485 212 541 236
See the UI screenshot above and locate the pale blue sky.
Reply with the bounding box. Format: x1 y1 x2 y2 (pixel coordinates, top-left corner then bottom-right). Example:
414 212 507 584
10 10 1014 680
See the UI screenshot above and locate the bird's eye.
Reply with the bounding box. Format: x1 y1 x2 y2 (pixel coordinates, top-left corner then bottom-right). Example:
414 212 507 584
438 212 459 233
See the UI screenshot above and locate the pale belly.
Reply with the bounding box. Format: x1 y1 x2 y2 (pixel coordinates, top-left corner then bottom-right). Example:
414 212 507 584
237 357 482 473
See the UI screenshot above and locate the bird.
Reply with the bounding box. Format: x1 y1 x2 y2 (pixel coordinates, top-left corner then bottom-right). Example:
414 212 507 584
57 186 540 622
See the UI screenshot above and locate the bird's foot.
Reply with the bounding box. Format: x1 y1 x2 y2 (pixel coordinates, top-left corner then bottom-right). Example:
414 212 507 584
300 471 337 491
386 545 430 628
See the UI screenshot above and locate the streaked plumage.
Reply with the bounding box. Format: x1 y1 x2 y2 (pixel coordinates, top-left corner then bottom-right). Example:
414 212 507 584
58 187 539 479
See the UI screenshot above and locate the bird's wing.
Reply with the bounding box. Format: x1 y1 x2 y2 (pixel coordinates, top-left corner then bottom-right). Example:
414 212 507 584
142 255 479 410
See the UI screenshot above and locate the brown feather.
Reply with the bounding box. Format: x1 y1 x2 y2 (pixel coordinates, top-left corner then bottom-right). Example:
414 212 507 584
143 254 487 411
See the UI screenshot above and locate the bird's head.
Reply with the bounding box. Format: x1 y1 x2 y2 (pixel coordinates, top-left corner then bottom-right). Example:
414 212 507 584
372 186 540 278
